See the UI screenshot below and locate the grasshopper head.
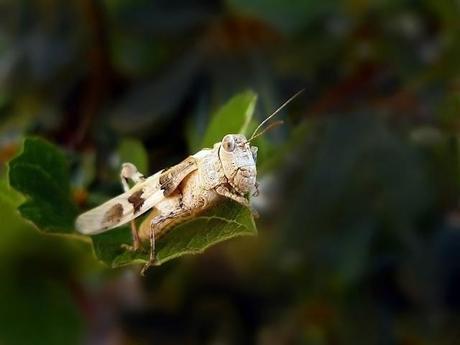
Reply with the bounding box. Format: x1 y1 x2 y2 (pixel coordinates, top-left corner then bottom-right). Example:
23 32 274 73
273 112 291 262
218 134 257 195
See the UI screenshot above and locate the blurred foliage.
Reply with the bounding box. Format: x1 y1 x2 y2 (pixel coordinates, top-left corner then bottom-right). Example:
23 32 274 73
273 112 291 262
118 137 149 173
1 0 460 344
199 90 256 149
0 172 90 345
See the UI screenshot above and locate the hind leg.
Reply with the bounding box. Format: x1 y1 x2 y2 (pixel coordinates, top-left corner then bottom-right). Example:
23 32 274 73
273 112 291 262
120 163 145 250
140 203 192 275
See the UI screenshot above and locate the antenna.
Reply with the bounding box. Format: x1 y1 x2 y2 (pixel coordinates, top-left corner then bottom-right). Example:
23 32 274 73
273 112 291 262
248 120 284 142
248 89 304 141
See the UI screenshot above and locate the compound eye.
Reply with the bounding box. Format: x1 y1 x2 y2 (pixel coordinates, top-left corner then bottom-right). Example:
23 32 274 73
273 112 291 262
222 135 236 152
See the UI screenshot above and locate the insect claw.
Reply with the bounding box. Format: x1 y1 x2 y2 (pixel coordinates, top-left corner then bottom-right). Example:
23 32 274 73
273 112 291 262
252 182 260 197
140 262 149 276
140 265 148 276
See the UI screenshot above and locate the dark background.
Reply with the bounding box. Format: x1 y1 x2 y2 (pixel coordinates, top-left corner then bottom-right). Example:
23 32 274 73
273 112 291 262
0 0 459 344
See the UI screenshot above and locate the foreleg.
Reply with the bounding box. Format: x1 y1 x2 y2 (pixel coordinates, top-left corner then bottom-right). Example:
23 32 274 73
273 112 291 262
215 185 259 218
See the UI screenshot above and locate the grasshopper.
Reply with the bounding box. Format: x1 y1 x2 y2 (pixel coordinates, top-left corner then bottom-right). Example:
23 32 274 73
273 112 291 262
76 91 302 274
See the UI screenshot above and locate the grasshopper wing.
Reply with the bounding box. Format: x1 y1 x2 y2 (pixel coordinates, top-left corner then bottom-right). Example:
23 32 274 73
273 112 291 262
76 173 164 235
76 155 201 235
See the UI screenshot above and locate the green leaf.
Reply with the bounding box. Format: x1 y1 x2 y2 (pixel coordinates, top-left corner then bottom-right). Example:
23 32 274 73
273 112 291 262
118 137 149 173
92 199 257 267
8 137 78 233
201 90 257 148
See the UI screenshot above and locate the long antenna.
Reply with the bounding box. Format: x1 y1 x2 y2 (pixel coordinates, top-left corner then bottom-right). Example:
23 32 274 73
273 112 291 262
249 89 304 141
249 120 284 142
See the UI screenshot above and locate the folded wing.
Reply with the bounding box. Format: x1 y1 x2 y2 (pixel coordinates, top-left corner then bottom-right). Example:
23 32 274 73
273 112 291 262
76 155 202 235
75 173 164 235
